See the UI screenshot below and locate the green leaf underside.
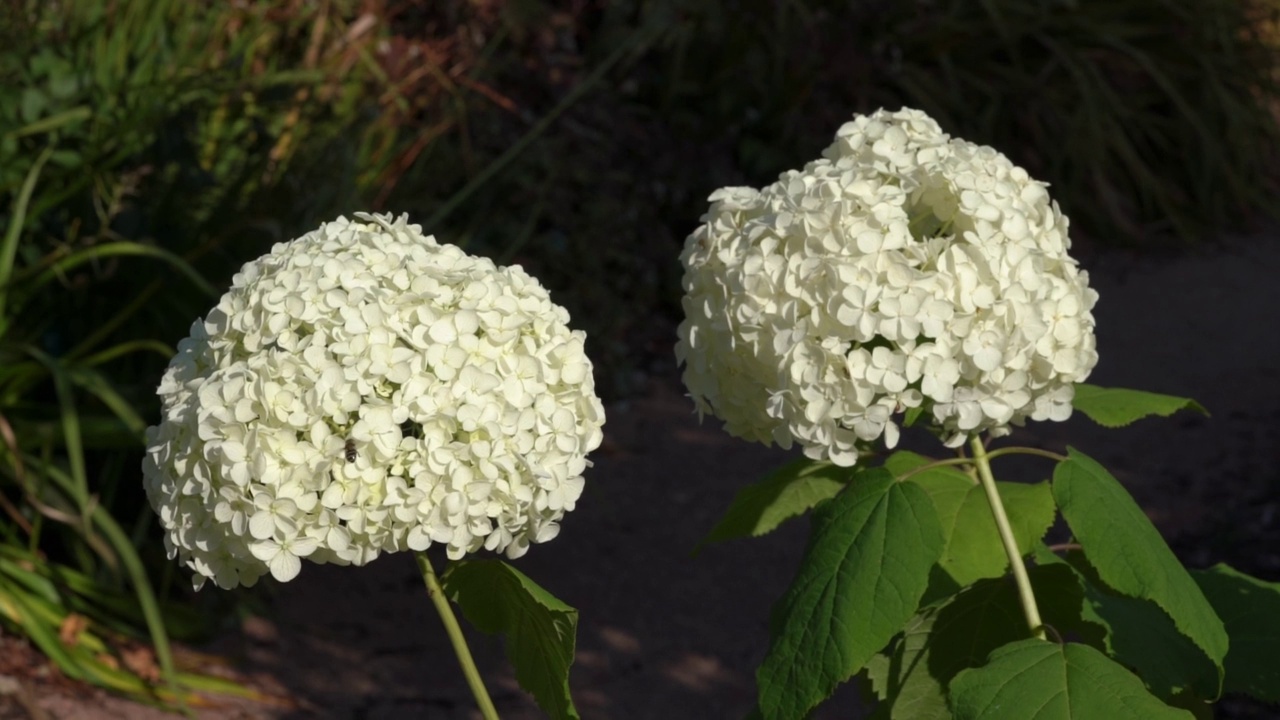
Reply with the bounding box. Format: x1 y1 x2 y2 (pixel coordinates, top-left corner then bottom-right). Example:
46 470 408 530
909 466 1056 590
1071 384 1208 428
867 564 1096 720
949 639 1194 719
1190 564 1280 702
1054 550 1220 700
1052 450 1227 690
442 559 580 720
699 456 854 549
757 468 945 720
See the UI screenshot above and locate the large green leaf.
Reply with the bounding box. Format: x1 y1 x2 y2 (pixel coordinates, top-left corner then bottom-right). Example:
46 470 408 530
884 452 972 605
865 611 943 720
867 564 1095 720
698 456 855 549
442 559 579 720
1049 448 1228 691
910 466 1056 589
757 469 944 720
1051 550 1220 700
1191 564 1280 702
949 639 1195 719
1071 384 1207 428
1051 450 1227 690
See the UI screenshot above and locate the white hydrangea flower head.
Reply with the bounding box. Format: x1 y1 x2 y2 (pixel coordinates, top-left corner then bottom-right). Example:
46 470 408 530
675 108 1098 466
144 213 605 590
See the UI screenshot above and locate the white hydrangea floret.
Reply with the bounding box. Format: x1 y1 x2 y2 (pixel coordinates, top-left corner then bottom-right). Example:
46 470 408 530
675 108 1098 466
144 213 605 590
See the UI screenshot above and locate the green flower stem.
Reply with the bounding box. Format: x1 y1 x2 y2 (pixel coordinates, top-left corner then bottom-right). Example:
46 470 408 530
969 437 1046 640
416 553 500 720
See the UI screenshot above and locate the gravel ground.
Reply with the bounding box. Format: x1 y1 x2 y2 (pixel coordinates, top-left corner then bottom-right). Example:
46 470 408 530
3 231 1279 719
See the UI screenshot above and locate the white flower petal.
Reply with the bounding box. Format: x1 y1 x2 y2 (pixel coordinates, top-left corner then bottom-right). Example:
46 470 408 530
267 551 302 582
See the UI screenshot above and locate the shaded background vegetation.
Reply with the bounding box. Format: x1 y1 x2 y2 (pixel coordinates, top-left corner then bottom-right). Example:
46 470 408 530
1 0 1278 710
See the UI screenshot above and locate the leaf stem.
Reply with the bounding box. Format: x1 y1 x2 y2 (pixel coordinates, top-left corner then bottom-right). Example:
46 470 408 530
416 552 500 720
892 455 979 484
982 446 1068 463
969 437 1046 640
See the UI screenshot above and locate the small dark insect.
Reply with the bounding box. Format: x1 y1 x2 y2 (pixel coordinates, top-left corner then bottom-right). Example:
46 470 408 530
344 438 358 464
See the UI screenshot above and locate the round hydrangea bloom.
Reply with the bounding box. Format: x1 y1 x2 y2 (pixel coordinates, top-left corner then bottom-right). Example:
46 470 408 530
144 213 605 589
675 108 1097 466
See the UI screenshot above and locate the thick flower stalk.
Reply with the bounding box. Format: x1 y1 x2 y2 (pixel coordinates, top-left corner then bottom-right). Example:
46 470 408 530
144 213 605 589
675 108 1098 465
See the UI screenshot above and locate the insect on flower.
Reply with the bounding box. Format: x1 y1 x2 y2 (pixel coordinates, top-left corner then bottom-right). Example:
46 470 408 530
344 438 358 464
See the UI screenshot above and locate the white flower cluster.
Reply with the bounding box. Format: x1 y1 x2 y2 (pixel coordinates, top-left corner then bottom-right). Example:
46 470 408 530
675 108 1098 466
144 213 605 589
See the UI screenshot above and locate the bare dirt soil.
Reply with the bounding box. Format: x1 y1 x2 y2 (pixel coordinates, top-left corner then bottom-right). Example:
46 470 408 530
4 233 1279 719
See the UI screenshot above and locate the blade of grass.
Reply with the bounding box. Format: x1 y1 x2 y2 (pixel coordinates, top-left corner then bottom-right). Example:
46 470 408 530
66 366 147 436
77 339 174 368
0 585 90 682
5 107 94 139
34 459 184 708
19 241 217 300
0 555 60 603
0 146 55 336
19 346 88 508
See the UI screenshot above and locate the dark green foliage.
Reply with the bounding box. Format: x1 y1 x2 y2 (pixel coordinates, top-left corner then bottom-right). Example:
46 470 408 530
443 558 582 720
757 469 945 720
620 0 1280 247
0 0 389 705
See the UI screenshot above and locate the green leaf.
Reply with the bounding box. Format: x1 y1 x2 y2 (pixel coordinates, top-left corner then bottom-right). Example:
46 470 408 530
1052 550 1220 700
912 469 1056 589
1190 564 1280 702
1071 384 1207 428
20 88 45 123
698 456 854 549
49 71 79 99
442 559 580 720
757 469 944 720
1052 450 1227 690
868 564 1095 720
949 639 1194 719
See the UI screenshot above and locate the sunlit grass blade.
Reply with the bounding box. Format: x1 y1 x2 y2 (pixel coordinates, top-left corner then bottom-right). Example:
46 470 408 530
0 584 91 682
26 459 183 706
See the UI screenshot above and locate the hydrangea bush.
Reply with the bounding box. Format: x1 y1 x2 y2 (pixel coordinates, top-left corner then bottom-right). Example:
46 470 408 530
684 110 1279 719
677 108 1098 464
144 213 602 718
